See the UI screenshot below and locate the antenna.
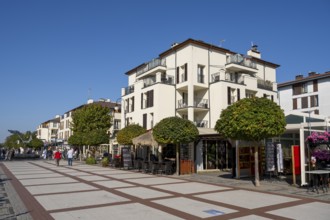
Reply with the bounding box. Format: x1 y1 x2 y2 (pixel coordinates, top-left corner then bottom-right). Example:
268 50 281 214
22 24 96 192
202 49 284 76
220 39 225 47
88 88 92 100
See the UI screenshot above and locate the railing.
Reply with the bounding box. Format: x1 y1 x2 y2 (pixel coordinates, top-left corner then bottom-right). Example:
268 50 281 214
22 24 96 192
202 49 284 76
124 85 134 95
257 79 273 91
143 76 156 87
226 54 257 69
136 58 166 77
161 76 174 85
194 99 208 108
195 120 208 128
178 99 188 108
211 73 220 82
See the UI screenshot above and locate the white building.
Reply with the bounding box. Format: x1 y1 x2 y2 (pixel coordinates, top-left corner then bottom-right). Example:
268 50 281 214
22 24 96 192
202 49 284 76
36 116 60 145
38 99 121 157
278 71 330 117
121 39 280 174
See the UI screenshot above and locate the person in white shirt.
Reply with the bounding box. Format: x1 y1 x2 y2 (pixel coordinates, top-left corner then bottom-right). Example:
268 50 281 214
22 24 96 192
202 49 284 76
67 147 74 166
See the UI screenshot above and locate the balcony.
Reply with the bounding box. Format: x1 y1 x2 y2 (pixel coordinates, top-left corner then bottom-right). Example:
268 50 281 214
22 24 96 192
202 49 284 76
136 58 166 77
124 85 134 95
143 76 156 87
226 54 258 73
161 76 174 85
195 120 208 128
257 80 274 91
178 99 188 108
194 99 208 108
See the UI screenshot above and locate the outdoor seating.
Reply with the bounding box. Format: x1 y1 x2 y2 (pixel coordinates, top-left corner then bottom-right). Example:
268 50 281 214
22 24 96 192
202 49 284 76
142 161 150 173
151 162 159 174
133 160 142 171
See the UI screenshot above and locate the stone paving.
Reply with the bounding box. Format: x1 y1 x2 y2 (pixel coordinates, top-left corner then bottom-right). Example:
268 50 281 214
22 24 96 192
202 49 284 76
1 160 330 220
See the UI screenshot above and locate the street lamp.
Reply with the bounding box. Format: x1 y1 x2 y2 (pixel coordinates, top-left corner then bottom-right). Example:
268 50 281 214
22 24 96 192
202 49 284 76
306 110 313 183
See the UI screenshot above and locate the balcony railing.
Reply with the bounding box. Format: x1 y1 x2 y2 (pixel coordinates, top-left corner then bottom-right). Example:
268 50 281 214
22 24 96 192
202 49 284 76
195 120 208 128
124 85 134 95
178 99 188 108
143 76 156 87
161 76 174 85
136 58 166 77
226 54 257 69
194 99 208 108
257 79 273 91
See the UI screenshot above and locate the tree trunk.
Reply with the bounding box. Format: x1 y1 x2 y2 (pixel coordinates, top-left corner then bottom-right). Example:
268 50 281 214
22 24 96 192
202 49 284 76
254 146 260 187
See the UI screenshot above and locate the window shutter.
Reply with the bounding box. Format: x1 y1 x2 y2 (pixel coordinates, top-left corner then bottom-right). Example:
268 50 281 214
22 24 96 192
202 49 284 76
150 90 154 107
176 67 179 83
184 63 188 81
143 114 147 129
313 80 318 92
131 97 134 112
301 97 308 108
227 87 231 105
293 98 297 109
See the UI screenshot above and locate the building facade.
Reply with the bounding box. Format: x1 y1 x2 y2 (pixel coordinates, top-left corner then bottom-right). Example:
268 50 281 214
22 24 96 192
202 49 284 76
121 39 280 173
278 71 330 117
37 99 121 157
36 116 60 145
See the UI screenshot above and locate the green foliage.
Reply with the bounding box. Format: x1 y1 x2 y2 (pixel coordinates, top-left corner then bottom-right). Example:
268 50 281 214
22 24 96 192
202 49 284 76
4 134 21 148
85 157 97 165
117 124 146 145
215 97 286 141
69 104 111 146
153 117 199 144
4 131 34 149
27 138 44 150
101 157 109 167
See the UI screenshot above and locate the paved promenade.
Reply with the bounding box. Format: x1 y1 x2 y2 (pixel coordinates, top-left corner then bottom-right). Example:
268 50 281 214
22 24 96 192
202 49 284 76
1 160 330 220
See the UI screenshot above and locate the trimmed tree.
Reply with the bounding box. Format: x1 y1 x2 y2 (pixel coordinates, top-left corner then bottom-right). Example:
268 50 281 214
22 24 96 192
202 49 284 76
117 124 146 145
215 97 286 186
68 103 111 160
153 116 199 175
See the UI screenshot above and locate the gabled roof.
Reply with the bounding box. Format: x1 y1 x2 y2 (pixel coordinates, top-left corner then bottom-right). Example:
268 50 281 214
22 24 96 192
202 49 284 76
125 38 280 76
278 71 330 87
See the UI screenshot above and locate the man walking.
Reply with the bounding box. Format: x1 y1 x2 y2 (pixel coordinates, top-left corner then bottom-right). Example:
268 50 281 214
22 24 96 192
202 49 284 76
67 147 74 166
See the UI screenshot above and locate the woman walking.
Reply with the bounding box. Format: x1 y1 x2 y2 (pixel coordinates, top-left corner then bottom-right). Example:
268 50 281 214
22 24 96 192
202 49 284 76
54 149 62 166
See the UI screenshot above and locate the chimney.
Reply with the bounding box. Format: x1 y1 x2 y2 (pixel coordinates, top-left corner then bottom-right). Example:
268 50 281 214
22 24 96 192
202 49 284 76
295 74 304 80
308 71 317 77
247 44 261 58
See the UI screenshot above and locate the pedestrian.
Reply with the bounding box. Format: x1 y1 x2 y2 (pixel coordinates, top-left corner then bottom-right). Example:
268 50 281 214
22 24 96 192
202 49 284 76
67 147 74 166
54 149 62 166
42 148 47 159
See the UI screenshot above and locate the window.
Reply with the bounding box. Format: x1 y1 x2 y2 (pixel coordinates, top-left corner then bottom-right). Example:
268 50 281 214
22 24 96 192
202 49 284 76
143 114 147 129
301 97 308 108
313 80 318 92
141 90 154 109
197 65 204 83
310 95 318 107
293 99 297 110
302 83 308 93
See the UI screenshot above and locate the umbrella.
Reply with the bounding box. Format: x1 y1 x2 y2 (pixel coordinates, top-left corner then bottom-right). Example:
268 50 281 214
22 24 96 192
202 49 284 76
132 131 158 146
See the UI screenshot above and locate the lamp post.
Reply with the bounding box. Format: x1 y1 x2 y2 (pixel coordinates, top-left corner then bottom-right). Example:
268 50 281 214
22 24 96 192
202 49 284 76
306 110 313 182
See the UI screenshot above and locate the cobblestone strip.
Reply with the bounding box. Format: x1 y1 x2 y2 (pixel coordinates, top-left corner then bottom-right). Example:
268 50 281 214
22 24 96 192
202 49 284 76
0 163 32 220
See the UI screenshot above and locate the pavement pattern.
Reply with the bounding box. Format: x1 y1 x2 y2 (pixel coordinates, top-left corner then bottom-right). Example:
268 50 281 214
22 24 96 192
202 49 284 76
1 160 330 220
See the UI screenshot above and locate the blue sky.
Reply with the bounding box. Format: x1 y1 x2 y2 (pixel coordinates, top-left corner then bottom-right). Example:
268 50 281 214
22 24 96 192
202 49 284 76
0 0 329 143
